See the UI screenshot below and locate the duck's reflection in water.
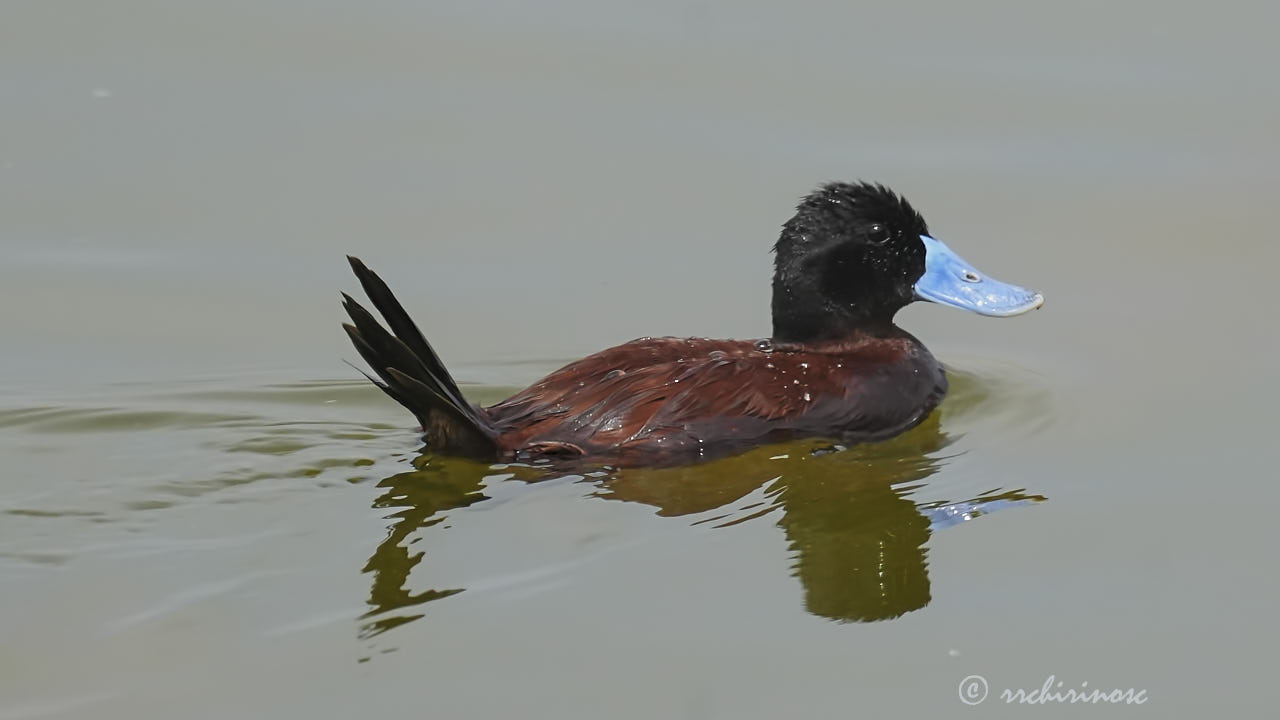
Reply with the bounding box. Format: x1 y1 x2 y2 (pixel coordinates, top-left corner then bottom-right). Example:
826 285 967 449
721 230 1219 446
593 412 1041 622
360 456 494 638
359 377 1045 636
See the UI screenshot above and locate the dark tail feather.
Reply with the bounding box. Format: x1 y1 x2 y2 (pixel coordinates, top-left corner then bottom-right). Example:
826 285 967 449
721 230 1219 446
346 256 466 404
342 257 499 459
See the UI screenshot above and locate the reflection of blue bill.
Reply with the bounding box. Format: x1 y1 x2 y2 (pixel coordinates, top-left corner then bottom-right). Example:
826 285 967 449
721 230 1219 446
922 496 1043 531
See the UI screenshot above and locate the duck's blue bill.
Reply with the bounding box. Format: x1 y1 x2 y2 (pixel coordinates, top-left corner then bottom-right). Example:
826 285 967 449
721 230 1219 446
913 235 1044 317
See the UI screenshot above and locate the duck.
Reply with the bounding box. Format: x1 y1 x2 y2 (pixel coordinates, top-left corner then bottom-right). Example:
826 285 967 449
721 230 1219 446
341 181 1042 466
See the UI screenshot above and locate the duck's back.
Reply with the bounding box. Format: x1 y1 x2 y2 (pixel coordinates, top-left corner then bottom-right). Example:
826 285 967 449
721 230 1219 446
485 335 947 464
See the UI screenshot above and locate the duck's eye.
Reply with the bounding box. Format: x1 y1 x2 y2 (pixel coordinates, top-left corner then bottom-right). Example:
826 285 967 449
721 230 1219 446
866 223 891 245
963 270 981 283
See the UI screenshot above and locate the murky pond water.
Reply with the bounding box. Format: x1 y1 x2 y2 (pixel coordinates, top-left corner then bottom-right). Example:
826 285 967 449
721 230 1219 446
3 1 1278 717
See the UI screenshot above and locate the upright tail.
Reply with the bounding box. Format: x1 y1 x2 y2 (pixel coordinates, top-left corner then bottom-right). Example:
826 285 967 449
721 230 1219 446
341 256 500 459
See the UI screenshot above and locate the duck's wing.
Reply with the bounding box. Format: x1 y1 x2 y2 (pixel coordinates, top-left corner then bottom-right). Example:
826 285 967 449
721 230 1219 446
487 337 778 430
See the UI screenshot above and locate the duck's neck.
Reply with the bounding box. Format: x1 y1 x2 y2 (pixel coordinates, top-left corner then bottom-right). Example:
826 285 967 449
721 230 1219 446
770 281 902 344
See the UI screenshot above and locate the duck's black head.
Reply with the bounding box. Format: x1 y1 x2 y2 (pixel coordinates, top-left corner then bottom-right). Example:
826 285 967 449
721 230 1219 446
770 182 1043 343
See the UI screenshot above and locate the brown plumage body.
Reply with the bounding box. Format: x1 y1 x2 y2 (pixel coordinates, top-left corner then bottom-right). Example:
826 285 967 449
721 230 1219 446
487 335 945 465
